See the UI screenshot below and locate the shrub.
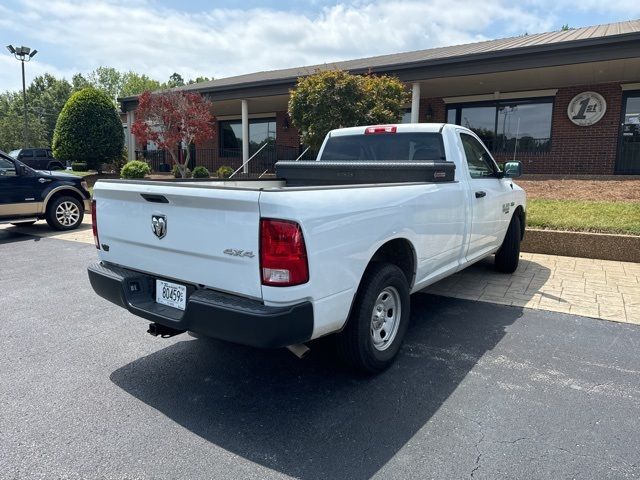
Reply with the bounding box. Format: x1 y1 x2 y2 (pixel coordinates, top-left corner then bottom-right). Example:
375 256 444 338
192 166 210 178
216 165 234 179
52 87 125 171
120 160 151 179
71 162 87 171
172 164 191 178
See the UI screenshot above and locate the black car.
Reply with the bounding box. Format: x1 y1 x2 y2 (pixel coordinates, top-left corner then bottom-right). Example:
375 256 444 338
0 150 91 230
8 148 65 171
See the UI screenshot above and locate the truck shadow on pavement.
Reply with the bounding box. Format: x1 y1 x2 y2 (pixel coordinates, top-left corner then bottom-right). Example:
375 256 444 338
110 259 550 480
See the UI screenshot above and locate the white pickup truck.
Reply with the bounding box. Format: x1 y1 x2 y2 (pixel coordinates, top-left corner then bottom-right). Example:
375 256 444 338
88 123 526 372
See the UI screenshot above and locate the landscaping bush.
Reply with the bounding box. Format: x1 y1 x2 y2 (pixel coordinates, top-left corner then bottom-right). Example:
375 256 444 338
192 166 210 178
71 162 87 171
172 164 191 178
52 87 124 171
216 165 234 179
120 160 151 179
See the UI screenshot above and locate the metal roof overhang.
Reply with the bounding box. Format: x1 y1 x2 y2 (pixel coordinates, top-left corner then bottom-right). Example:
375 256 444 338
119 32 640 111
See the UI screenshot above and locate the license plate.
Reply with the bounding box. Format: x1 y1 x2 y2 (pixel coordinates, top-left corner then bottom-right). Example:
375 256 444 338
155 279 187 311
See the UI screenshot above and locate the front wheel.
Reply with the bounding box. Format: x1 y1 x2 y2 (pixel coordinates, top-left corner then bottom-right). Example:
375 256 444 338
494 213 521 273
336 263 410 373
46 196 84 231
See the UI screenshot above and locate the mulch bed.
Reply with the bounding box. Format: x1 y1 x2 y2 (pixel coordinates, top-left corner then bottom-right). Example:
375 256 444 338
517 179 640 202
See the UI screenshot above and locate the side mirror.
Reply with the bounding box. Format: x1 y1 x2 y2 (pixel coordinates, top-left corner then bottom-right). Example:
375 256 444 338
503 161 522 178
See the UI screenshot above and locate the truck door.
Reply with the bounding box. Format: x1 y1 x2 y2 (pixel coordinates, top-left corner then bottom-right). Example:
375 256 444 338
458 132 512 261
0 156 40 220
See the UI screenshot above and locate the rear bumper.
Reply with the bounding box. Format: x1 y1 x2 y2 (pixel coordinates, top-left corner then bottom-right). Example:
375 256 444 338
87 262 314 348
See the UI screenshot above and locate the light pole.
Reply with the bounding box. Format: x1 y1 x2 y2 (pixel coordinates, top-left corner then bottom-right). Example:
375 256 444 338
6 45 38 149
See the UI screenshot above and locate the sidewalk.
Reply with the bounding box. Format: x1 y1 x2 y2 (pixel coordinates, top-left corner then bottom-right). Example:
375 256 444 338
425 253 640 324
3 220 639 324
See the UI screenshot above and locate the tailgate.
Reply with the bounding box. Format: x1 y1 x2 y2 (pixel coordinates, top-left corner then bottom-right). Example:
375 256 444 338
94 181 262 299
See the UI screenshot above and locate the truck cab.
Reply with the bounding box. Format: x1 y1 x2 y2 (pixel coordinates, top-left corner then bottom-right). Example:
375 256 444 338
0 151 91 230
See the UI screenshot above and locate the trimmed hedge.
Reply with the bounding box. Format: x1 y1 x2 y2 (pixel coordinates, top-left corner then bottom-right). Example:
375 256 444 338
172 164 192 178
52 87 124 171
192 166 210 178
120 160 150 179
216 166 234 178
71 162 87 171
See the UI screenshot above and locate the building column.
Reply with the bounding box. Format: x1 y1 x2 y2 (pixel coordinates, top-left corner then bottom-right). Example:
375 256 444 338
126 109 136 160
241 99 249 174
410 83 421 123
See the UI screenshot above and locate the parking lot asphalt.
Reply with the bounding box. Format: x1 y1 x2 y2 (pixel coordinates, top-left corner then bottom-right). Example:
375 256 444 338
1 230 640 480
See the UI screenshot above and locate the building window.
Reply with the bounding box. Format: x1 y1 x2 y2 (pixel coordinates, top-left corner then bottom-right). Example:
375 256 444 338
219 118 276 156
447 98 553 153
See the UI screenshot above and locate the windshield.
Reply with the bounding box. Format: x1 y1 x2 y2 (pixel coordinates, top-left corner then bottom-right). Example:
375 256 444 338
8 150 20 159
319 132 446 161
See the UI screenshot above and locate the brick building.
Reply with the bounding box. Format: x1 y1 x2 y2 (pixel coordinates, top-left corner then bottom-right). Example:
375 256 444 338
120 19 640 175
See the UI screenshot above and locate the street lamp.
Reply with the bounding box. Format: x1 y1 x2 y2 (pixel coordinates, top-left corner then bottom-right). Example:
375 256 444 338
6 44 38 149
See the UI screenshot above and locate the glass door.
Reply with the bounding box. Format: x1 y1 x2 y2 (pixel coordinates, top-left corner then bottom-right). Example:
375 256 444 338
617 92 640 174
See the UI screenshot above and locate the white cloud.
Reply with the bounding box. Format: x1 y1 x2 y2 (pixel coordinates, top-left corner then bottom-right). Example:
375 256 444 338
0 0 635 92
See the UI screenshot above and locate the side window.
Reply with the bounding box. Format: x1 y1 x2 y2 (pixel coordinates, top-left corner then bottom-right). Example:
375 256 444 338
0 157 17 178
20 150 34 158
35 149 47 157
460 133 496 179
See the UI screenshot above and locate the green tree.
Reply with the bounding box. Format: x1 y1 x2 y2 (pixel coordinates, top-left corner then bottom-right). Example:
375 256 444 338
0 90 48 151
52 87 124 170
88 66 123 103
167 72 185 88
187 76 211 85
120 72 162 97
27 74 73 145
72 73 91 92
288 70 409 150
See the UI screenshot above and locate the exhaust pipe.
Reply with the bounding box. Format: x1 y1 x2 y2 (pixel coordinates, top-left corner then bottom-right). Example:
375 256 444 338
286 343 310 359
147 323 186 338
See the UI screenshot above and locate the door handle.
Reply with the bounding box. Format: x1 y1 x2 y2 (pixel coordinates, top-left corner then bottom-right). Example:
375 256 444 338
38 178 51 183
475 191 486 198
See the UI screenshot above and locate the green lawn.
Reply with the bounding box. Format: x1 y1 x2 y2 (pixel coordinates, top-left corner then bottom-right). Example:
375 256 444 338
527 199 640 235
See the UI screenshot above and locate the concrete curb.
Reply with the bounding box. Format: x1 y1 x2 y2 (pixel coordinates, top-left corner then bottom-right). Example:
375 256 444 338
522 229 640 263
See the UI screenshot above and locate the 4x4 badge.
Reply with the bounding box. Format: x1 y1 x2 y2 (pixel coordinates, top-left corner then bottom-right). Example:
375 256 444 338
151 215 167 239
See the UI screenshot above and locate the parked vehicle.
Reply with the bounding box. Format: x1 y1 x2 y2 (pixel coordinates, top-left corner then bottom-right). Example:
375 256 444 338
88 124 526 372
0 151 91 230
8 148 65 171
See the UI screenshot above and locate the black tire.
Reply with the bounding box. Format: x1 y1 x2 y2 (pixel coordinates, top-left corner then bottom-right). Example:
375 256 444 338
494 213 521 273
45 195 84 231
11 221 36 226
336 263 410 373
47 162 64 170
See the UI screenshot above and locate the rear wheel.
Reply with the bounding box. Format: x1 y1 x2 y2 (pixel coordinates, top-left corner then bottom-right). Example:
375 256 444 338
46 196 84 231
494 213 521 273
336 263 410 373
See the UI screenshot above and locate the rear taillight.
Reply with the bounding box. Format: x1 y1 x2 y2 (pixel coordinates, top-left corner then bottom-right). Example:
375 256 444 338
260 218 309 287
365 125 397 134
91 199 100 249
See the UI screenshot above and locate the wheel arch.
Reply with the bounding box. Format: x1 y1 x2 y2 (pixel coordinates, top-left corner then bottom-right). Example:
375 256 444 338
367 237 417 290
43 186 85 214
514 205 526 240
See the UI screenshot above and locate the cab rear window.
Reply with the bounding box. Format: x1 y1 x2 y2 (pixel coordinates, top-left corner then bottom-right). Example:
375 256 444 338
320 132 446 161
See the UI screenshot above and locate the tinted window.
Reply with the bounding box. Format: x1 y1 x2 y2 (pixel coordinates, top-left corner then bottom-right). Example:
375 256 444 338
460 133 496 179
35 149 48 157
219 118 276 156
0 157 16 177
20 150 34 158
460 106 496 150
448 98 553 153
320 133 445 161
496 103 552 153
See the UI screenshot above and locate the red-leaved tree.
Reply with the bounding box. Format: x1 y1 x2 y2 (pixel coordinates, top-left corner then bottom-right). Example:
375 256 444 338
132 90 215 178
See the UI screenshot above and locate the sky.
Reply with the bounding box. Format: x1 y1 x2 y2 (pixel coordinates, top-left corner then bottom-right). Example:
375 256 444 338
0 0 638 92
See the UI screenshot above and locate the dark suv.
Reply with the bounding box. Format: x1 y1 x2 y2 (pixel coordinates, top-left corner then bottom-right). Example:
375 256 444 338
8 148 65 171
0 151 91 230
